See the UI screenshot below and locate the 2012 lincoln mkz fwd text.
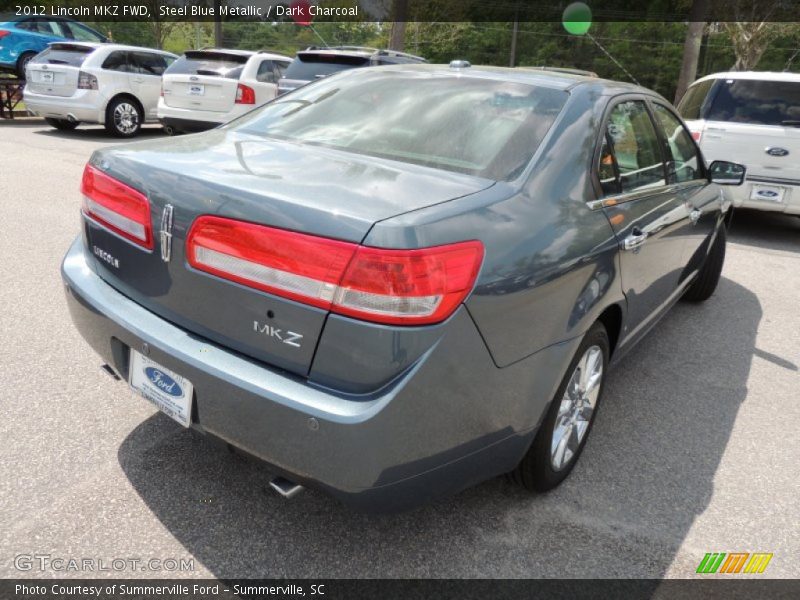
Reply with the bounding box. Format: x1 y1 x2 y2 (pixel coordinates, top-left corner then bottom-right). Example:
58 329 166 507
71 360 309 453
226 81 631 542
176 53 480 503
61 64 744 511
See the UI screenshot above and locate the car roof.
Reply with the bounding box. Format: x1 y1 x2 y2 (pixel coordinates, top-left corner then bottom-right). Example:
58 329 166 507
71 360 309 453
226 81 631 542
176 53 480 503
257 51 292 61
49 41 176 56
191 48 256 57
297 46 426 62
694 70 800 84
366 63 656 96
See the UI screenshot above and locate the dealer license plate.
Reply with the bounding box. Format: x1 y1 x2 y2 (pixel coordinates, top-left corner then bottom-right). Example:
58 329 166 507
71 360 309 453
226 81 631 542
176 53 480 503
129 350 193 427
750 184 785 203
188 84 205 96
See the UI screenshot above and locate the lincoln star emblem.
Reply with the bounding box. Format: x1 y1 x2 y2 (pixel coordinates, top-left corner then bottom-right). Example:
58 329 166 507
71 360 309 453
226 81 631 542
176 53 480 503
160 204 174 262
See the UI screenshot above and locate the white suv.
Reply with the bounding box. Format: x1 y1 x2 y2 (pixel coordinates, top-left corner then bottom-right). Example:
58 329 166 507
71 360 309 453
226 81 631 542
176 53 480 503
23 42 177 137
678 71 800 215
157 48 291 134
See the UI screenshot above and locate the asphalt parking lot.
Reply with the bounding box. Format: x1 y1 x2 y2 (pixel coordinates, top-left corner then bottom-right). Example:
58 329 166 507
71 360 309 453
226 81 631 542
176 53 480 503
1 121 799 579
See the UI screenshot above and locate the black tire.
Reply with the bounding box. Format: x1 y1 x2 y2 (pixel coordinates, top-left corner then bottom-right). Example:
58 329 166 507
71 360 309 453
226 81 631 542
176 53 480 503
16 52 36 79
104 97 142 137
511 322 610 492
45 117 79 131
682 226 726 303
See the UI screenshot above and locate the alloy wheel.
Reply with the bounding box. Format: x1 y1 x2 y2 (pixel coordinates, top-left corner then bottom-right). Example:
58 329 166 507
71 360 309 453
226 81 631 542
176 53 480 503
113 102 139 135
550 345 603 471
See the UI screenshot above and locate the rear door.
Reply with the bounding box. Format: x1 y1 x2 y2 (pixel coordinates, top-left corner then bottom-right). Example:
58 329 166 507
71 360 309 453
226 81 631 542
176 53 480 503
697 78 800 202
161 50 245 113
649 101 719 276
597 98 691 343
128 51 169 119
25 44 92 96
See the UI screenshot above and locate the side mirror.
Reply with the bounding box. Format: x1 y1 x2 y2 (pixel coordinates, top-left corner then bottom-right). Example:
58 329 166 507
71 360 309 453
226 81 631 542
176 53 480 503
708 160 746 186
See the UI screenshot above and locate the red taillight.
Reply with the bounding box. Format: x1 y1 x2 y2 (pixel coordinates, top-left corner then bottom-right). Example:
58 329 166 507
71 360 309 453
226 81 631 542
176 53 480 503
80 164 153 250
335 243 484 325
691 130 701 141
186 216 483 325
0 30 10 39
235 83 255 104
77 71 98 90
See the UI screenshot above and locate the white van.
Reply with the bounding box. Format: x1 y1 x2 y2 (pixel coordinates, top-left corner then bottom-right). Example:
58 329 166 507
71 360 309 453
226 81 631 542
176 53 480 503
23 42 177 137
677 71 800 215
157 48 291 134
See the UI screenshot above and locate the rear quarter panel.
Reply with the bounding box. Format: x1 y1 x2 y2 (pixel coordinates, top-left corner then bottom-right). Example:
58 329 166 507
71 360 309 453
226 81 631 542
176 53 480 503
365 86 625 368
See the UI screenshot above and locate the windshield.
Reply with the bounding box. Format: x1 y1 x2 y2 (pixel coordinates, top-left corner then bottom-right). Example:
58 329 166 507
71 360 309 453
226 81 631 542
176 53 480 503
706 78 800 126
29 45 92 67
165 51 249 80
283 54 369 81
232 69 568 180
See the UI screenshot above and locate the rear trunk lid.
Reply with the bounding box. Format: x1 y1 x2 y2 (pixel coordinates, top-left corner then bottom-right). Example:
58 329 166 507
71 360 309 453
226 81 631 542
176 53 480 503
162 50 247 112
25 43 92 97
83 130 494 377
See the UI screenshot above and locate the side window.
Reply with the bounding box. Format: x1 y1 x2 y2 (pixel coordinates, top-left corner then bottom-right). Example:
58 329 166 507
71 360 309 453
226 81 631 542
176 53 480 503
61 22 104 43
132 52 167 76
256 60 277 83
36 20 62 36
605 101 665 194
676 78 714 120
652 104 702 183
102 51 130 72
275 61 290 77
15 19 37 32
598 134 620 196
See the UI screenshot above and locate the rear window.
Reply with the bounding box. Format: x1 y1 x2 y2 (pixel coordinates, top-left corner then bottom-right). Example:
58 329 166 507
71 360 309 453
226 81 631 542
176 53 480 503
30 45 92 67
233 69 568 181
706 78 800 126
677 78 714 120
283 54 369 81
165 51 249 80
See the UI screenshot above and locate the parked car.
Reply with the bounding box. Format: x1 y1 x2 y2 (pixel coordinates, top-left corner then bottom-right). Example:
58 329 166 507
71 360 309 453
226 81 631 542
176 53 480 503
62 64 744 511
157 49 291 134
0 16 106 78
23 42 177 137
678 71 800 216
277 45 427 95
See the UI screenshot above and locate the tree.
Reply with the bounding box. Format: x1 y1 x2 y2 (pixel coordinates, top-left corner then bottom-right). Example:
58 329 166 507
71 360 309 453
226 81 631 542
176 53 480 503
674 0 709 103
388 0 409 51
719 1 794 70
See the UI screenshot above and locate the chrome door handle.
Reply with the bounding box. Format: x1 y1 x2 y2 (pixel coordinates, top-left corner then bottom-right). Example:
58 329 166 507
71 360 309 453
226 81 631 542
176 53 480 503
690 208 702 224
623 229 647 251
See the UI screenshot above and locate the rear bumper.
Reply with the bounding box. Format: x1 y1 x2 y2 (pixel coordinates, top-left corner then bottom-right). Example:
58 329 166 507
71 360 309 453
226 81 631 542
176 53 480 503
61 238 573 511
23 88 105 124
159 116 220 133
157 98 246 129
727 176 800 215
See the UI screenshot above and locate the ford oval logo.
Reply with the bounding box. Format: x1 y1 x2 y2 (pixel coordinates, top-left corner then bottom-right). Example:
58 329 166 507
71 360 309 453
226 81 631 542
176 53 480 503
757 190 779 198
766 147 789 157
145 367 183 397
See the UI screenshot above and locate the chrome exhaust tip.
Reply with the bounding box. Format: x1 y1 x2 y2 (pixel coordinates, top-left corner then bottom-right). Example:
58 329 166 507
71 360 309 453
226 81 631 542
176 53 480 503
269 476 303 499
66 113 78 123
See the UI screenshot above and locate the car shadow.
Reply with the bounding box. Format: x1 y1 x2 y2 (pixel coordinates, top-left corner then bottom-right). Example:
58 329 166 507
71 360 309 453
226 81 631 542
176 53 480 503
33 124 167 143
117 274 760 578
728 208 800 254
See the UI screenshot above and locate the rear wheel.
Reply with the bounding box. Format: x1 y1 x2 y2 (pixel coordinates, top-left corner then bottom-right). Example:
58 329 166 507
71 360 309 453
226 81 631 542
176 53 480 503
105 97 141 137
16 52 36 79
45 117 79 131
682 226 726 302
511 322 609 491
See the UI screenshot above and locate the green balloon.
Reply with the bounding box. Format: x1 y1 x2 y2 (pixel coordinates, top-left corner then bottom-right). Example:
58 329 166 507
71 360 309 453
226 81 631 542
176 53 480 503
562 2 593 36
